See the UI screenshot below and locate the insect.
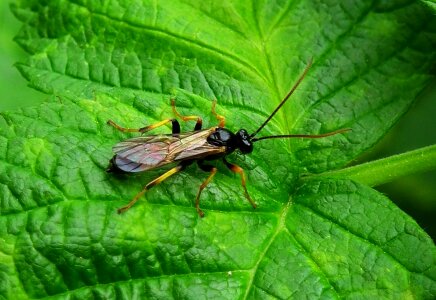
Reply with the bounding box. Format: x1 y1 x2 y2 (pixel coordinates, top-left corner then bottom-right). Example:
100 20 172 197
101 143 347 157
107 59 350 217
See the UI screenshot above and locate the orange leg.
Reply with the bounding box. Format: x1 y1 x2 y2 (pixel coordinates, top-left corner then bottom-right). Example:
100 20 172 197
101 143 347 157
211 100 225 127
223 158 256 209
117 164 184 214
107 118 178 133
195 162 218 217
107 99 203 134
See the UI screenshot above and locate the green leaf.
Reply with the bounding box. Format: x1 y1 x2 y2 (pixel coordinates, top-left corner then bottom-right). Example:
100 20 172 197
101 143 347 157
2 0 436 298
422 0 436 11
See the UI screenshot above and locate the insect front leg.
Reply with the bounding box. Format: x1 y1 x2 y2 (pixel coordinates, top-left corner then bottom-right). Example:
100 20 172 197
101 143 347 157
117 163 186 214
195 160 218 217
211 100 225 127
223 158 256 209
171 99 202 131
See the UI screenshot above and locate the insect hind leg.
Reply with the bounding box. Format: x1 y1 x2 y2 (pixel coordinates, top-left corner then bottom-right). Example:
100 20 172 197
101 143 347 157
108 98 203 134
107 119 181 134
223 158 256 209
117 164 186 214
195 160 218 217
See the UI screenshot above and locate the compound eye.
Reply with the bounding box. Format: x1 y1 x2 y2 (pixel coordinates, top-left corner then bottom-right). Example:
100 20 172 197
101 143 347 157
235 129 253 154
237 129 249 139
240 139 253 154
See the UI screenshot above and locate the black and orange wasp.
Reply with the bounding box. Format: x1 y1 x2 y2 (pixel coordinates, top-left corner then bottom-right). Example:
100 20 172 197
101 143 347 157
107 59 350 217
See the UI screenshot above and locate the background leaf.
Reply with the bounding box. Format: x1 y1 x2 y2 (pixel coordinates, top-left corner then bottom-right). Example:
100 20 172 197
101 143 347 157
1 0 435 298
0 0 45 111
422 0 436 11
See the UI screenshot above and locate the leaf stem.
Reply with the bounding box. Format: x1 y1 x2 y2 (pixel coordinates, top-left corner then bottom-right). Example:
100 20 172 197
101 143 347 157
315 145 436 187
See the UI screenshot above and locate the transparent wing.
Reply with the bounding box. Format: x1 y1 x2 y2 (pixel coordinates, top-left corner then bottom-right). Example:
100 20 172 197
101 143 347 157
113 136 176 167
112 129 225 172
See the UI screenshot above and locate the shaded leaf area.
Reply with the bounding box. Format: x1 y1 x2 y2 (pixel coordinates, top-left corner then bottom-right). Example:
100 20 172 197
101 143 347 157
2 0 436 299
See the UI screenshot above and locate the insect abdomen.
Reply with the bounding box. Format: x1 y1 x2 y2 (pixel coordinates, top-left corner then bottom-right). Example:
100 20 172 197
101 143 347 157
106 155 149 173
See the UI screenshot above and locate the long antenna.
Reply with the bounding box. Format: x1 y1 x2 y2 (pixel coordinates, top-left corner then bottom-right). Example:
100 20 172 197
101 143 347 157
251 128 351 142
250 58 313 138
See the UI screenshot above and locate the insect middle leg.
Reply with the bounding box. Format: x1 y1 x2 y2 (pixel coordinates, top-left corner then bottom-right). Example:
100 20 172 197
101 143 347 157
223 158 256 209
195 160 218 217
117 163 187 214
171 98 202 131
